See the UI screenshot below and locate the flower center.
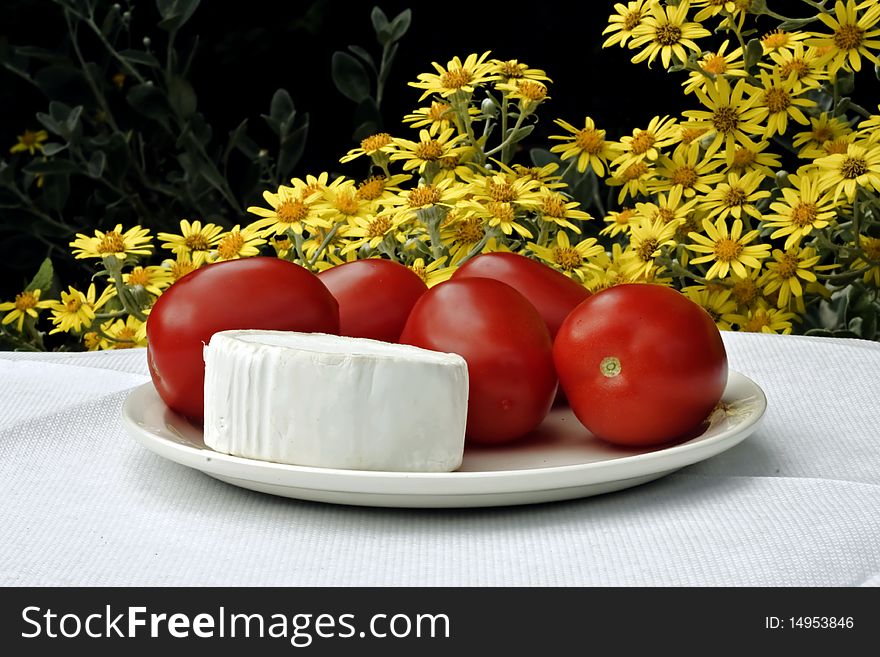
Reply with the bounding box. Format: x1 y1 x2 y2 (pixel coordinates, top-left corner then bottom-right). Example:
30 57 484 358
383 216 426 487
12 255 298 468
21 131 40 147
764 87 791 114
488 179 517 202
277 199 309 223
712 106 740 134
637 238 660 262
455 218 484 243
517 80 547 101
575 128 605 154
410 264 427 282
169 260 197 281
127 267 151 287
671 165 698 188
702 54 727 75
825 139 850 154
681 126 708 144
488 201 516 222
714 238 743 262
621 161 648 181
184 233 210 251
83 332 100 349
64 294 82 312
623 10 642 31
367 215 392 238
497 60 525 79
862 237 880 260
14 291 39 311
428 102 452 121
762 30 790 49
97 231 126 255
775 253 800 279
812 126 833 142
791 202 818 227
356 176 387 201
441 67 473 90
415 139 444 161
541 194 568 218
744 311 771 333
334 191 360 216
114 326 138 348
722 186 748 207
630 130 656 155
841 156 868 179
217 232 245 259
361 133 392 153
554 247 583 270
780 58 810 79
732 277 758 305
834 24 864 50
440 154 462 170
655 24 682 47
731 147 756 169
658 207 677 223
408 185 441 208
615 208 635 224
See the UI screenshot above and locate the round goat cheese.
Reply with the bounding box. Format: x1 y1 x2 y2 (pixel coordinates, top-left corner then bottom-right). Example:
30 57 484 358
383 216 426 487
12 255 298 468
203 330 468 472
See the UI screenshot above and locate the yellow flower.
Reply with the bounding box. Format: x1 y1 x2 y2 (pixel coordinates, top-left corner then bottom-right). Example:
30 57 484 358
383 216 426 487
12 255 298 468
760 247 825 311
70 224 153 260
463 172 543 210
620 215 678 279
856 107 880 143
315 177 376 224
734 300 798 334
339 132 396 164
607 160 656 202
754 69 814 138
508 162 566 189
687 216 771 279
636 187 698 227
529 231 604 282
798 133 857 160
682 40 746 96
762 171 836 249
123 266 173 296
650 141 725 197
9 129 48 155
441 214 490 264
700 171 770 221
692 0 738 23
410 52 498 100
494 79 550 114
681 77 765 162
402 102 468 136
807 0 880 75
353 173 411 204
408 257 457 287
682 285 739 330
291 172 330 197
629 1 711 69
760 29 809 55
549 117 618 176
535 190 592 232
489 59 551 83
162 253 201 282
341 213 409 254
792 113 853 157
601 207 638 237
716 136 782 179
465 200 533 238
611 115 679 169
813 141 880 201
47 284 112 335
602 0 654 48
390 176 468 221
762 44 829 91
391 128 469 174
247 185 330 237
728 271 763 309
0 288 53 332
212 225 266 261
99 315 147 350
852 235 880 286
157 219 223 265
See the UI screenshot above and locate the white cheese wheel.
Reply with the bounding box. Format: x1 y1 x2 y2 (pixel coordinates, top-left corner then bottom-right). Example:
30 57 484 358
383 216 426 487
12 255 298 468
203 330 468 472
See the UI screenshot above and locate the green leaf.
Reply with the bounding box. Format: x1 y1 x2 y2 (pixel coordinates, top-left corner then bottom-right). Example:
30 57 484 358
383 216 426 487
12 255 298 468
87 151 106 179
127 83 171 121
35 113 64 137
270 88 296 129
24 258 54 295
836 68 855 95
65 105 83 133
155 0 202 32
277 118 309 181
13 45 68 64
169 76 197 118
332 51 371 103
744 39 762 70
370 6 389 34
41 142 68 156
387 9 412 43
508 125 534 142
778 16 819 31
119 49 161 68
224 118 249 160
353 120 380 142
42 173 70 211
34 65 89 101
23 159 80 175
530 148 561 168
348 45 377 74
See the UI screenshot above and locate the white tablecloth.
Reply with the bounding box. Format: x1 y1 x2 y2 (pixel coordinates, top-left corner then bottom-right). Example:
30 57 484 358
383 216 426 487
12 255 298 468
1 333 878 587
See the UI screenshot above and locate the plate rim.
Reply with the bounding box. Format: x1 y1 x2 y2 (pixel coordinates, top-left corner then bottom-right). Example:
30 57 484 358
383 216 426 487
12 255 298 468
122 370 766 498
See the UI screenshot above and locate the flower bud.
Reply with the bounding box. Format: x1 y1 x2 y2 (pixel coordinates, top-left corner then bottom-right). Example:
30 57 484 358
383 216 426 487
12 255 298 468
142 37 151 47
480 98 498 118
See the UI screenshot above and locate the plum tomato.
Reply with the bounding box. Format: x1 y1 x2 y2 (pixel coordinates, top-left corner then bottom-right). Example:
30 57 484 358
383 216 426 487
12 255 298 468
318 259 427 343
553 284 728 446
146 257 339 421
399 277 557 444
451 252 590 340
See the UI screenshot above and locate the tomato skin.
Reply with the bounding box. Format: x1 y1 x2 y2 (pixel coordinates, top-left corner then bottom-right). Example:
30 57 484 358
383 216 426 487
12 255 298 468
318 259 427 343
452 252 590 340
553 284 728 446
147 257 339 421
399 278 557 444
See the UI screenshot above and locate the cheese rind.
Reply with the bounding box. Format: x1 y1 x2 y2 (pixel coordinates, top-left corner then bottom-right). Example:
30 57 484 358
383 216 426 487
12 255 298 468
203 330 468 472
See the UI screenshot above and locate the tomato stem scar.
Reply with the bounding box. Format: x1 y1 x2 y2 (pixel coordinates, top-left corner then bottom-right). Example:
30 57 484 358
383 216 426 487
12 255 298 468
600 356 621 378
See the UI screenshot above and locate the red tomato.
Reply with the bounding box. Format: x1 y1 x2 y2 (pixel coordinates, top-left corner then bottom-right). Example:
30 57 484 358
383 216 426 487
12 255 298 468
147 257 339 421
452 252 590 339
318 259 427 343
553 284 728 446
399 278 557 444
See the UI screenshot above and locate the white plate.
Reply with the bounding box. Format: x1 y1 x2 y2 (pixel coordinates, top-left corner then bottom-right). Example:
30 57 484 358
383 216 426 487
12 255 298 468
122 371 766 508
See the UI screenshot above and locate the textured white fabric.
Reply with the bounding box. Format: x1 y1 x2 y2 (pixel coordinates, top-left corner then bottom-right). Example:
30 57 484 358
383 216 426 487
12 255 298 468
1 333 878 586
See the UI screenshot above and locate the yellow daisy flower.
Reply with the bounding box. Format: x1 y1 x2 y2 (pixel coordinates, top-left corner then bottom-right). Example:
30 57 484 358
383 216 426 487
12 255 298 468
463 172 543 209
602 0 654 48
535 190 592 232
687 216 771 279
548 116 618 176
157 219 223 265
339 132 396 164
611 115 679 169
852 235 880 287
489 59 551 83
734 301 798 334
813 141 880 201
315 177 376 224
856 107 880 143
247 185 329 237
212 225 266 261
728 271 763 309
807 0 880 75
9 129 48 155
353 173 412 203
341 213 409 254
682 285 739 330
47 285 103 335
291 172 331 198
441 214 493 265
629 1 711 69
651 141 725 197
760 247 825 311
760 29 809 55
682 40 746 96
621 215 679 279
529 231 604 282
754 69 814 138
508 162 566 189
692 0 737 23
717 136 782 178
494 79 550 115
700 171 770 221
601 207 638 237
792 113 853 157
123 266 174 296
390 176 469 221
410 52 498 100
465 200 533 238
0 288 53 332
762 171 836 249
762 44 829 91
162 253 201 283
607 160 657 202
402 101 470 136
681 77 766 162
99 315 147 349
636 187 698 227
391 128 469 174
408 256 457 287
70 224 153 260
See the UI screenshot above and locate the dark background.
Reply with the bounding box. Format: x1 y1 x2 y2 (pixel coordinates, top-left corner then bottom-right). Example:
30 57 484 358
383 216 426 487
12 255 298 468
1 0 878 297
